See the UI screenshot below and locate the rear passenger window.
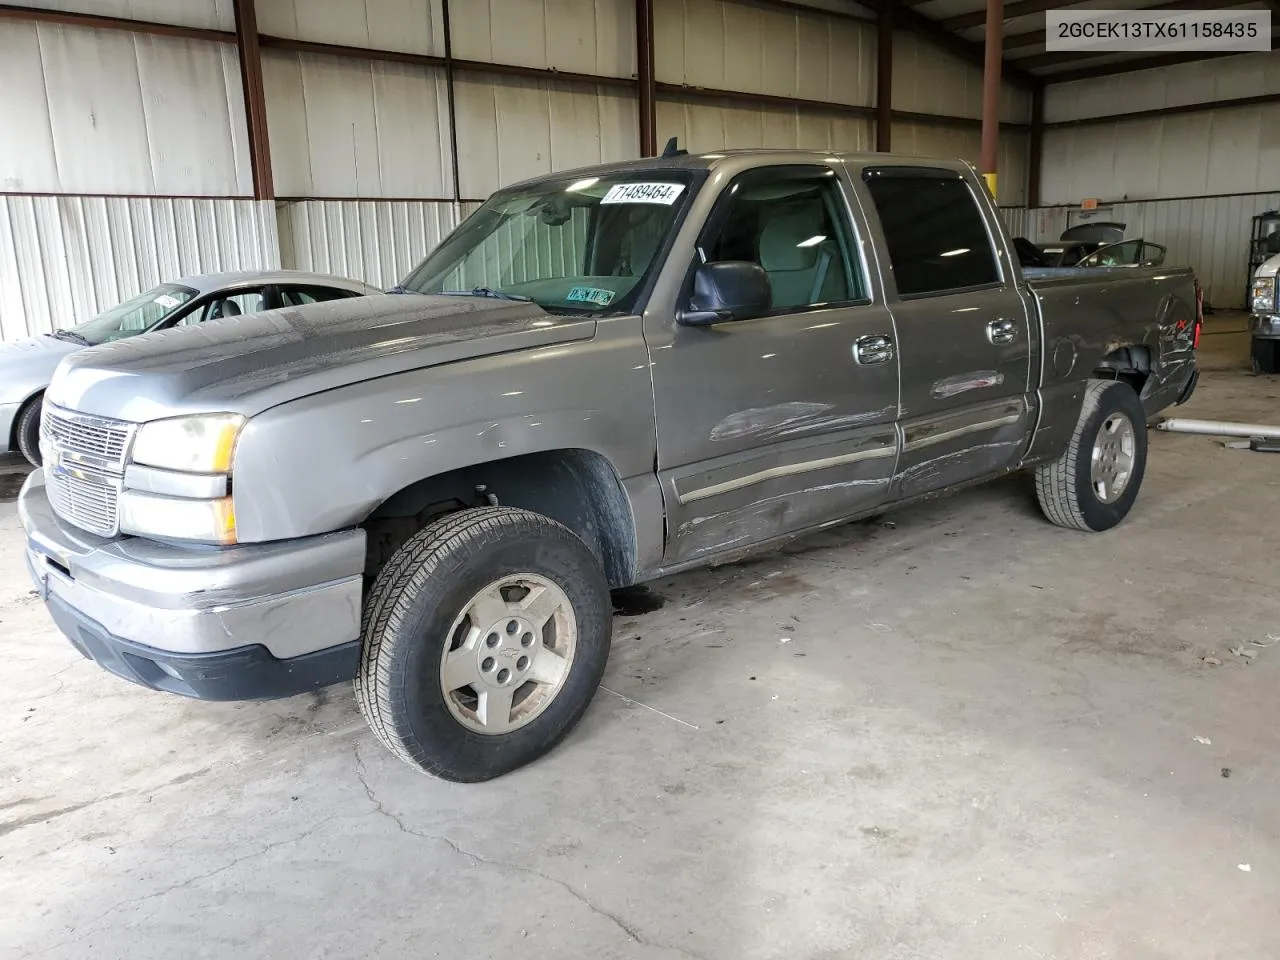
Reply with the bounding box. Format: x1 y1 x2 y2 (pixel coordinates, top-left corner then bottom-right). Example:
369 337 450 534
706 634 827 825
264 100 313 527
863 170 999 297
282 286 354 306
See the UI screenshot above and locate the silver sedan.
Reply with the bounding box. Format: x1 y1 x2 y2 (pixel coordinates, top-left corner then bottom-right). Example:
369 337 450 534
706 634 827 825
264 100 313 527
0 270 381 465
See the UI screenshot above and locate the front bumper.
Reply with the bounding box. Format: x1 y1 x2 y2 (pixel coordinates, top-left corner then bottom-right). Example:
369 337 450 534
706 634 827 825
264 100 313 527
19 470 366 700
1252 315 1280 339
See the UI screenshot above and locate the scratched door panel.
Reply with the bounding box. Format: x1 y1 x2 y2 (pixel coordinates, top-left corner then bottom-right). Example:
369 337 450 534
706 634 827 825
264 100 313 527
854 165 1035 501
888 289 1035 500
652 303 899 565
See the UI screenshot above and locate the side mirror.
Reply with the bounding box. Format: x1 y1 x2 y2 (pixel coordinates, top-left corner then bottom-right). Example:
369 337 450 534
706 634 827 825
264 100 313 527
678 261 772 326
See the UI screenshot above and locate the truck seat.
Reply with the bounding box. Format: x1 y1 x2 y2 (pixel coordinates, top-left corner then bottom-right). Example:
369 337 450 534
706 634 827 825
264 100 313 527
757 205 846 309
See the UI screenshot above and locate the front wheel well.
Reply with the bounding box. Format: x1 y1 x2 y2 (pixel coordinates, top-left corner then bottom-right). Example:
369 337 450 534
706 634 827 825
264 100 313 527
11 390 44 455
360 449 638 590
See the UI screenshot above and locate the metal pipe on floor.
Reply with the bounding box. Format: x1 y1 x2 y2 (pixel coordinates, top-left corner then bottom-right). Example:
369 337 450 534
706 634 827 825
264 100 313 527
980 0 1003 198
1155 418 1280 440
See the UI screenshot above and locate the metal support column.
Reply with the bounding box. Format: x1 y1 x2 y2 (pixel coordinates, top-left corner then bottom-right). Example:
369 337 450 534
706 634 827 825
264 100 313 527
233 0 273 200
1027 83 1043 208
876 2 893 152
980 0 1003 198
636 0 657 157
442 0 462 202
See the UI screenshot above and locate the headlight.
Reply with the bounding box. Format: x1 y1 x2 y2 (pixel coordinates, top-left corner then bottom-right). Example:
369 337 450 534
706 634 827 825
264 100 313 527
1252 277 1275 315
131 414 244 474
118 491 237 544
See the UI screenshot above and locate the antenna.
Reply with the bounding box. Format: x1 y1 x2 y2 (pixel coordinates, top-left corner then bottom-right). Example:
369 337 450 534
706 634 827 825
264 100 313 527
661 137 687 158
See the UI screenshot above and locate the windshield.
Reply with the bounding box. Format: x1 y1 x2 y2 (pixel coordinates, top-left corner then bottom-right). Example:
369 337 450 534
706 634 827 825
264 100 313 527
69 283 198 345
399 171 702 314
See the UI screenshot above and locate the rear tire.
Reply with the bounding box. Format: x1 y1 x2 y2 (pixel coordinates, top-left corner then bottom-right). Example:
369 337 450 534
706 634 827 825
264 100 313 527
15 395 43 467
1251 337 1279 375
355 507 612 782
1035 379 1147 532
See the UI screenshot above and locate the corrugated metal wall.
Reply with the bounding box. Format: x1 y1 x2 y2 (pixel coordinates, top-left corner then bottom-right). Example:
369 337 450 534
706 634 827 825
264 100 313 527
257 0 445 55
0 197 278 340
455 76 639 199
453 0 635 76
891 31 1030 123
262 50 454 199
656 100 872 153
276 199 460 290
15 0 235 30
1041 105 1280 204
656 0 875 106
0 22 251 195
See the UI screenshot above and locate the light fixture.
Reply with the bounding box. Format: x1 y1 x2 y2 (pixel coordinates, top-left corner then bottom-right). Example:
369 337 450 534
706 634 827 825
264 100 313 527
939 248 970 257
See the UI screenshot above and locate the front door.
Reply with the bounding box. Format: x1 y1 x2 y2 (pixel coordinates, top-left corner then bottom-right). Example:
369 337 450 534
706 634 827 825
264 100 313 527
646 164 901 565
857 165 1035 500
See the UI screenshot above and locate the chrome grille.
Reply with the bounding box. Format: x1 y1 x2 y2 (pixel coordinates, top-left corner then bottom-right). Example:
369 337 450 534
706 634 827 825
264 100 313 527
46 469 121 537
41 405 134 538
43 405 131 465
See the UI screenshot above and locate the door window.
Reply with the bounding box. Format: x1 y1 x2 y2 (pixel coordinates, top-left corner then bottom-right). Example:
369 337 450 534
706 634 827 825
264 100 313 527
699 167 866 311
179 289 268 326
282 285 357 306
862 169 999 297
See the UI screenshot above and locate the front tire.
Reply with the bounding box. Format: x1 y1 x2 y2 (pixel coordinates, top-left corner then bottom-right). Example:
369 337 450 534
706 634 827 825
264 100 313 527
15 394 43 467
355 507 612 782
1035 379 1148 532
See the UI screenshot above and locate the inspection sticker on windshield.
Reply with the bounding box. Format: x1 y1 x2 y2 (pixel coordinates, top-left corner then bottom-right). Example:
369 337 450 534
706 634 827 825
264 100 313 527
153 294 180 309
601 182 685 205
566 286 615 306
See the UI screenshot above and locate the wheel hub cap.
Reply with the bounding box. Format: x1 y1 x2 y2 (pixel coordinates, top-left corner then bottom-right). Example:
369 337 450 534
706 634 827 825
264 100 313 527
1090 411 1136 504
439 574 577 735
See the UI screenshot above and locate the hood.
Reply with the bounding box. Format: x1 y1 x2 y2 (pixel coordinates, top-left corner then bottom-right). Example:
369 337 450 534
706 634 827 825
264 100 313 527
0 334 81 403
1060 222 1125 244
47 294 596 422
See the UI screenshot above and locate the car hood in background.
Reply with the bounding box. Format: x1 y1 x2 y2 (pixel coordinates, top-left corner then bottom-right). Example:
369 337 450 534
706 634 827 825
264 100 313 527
47 294 596 422
0 335 81 403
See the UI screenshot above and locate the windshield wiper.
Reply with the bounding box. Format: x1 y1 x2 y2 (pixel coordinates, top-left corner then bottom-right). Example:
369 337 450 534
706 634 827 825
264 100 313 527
51 329 90 345
437 287 533 302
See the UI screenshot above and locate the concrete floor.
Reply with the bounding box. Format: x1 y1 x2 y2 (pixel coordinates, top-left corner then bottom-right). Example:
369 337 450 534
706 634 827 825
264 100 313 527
3 314 1279 959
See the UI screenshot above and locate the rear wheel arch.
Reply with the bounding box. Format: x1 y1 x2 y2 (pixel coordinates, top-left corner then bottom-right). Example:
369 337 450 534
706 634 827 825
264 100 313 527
1093 344 1153 399
359 448 639 589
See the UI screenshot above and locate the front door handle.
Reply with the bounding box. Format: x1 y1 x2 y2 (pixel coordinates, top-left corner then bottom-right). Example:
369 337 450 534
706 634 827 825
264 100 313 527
987 318 1018 344
853 334 894 365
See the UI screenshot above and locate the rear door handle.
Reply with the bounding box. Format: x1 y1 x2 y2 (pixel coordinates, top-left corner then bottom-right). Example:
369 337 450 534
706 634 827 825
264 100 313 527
853 334 894 365
987 318 1018 344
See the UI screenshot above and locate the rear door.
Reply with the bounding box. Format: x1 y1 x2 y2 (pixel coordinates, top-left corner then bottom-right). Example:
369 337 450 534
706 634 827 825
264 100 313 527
857 165 1034 500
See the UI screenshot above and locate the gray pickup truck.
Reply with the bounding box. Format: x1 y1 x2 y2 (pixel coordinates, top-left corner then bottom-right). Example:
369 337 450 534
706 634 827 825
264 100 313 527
19 151 1201 781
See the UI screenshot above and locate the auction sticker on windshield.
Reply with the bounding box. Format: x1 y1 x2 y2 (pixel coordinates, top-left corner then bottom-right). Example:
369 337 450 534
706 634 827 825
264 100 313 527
154 294 181 309
601 183 685 205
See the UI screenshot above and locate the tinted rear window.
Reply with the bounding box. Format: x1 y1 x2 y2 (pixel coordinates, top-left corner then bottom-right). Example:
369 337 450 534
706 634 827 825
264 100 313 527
863 174 999 297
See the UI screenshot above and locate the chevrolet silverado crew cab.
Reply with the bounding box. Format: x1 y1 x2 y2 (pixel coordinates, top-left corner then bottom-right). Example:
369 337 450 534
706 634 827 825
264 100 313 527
20 151 1201 781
